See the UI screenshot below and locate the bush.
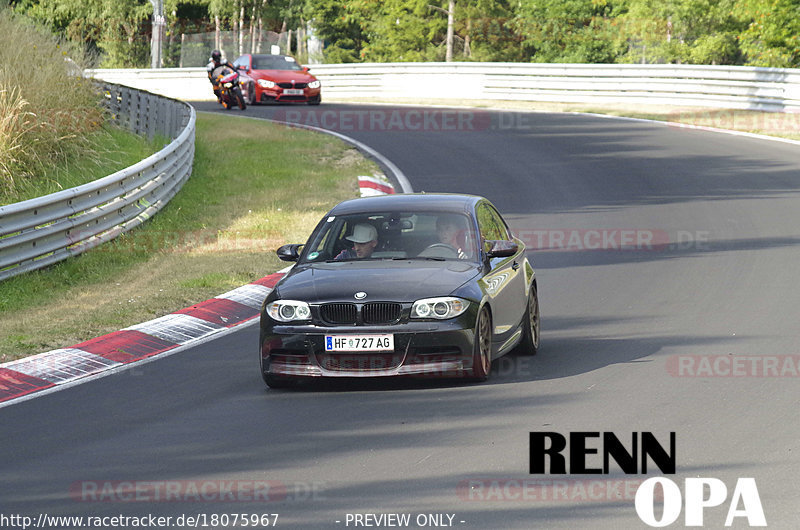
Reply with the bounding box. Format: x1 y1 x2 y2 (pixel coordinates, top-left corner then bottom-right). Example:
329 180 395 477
0 7 102 200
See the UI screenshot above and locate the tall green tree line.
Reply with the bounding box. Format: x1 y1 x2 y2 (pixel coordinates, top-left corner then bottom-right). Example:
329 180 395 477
8 0 800 68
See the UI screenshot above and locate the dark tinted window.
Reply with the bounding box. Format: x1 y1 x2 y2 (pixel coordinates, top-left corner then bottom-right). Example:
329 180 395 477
251 55 303 71
299 211 477 263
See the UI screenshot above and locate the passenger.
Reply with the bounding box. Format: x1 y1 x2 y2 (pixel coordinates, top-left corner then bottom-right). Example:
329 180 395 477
436 216 470 259
335 223 378 260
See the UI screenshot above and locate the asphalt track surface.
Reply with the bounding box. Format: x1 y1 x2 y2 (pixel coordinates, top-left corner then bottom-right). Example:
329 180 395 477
2 102 799 529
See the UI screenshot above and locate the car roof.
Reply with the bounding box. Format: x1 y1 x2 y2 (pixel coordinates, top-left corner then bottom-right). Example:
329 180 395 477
328 193 485 216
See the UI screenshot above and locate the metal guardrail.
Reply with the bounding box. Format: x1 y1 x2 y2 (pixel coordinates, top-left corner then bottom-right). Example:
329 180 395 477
89 63 800 112
86 68 212 102
308 63 800 111
0 83 195 281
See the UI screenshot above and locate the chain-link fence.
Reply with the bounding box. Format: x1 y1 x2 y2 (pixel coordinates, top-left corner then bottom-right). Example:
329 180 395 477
177 29 323 67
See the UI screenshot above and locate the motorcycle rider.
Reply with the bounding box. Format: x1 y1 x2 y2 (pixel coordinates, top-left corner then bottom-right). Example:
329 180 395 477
206 50 237 103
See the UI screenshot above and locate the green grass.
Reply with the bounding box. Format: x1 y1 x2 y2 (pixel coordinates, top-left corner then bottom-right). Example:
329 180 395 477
0 112 376 361
1 124 165 204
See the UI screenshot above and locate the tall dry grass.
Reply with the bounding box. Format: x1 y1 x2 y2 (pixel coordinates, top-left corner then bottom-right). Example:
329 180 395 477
0 7 103 201
0 86 31 191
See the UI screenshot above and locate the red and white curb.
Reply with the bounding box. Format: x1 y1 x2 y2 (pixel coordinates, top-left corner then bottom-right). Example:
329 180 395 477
0 273 284 406
0 176 397 407
358 174 395 197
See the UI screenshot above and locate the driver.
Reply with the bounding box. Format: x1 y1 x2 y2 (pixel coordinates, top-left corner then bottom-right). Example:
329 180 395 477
206 50 236 103
436 215 469 259
335 223 378 260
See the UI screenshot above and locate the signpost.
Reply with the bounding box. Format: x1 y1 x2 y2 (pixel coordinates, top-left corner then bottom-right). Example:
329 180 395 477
149 0 165 68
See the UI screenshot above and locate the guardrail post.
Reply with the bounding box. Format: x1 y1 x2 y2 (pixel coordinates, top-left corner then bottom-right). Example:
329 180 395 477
115 87 126 130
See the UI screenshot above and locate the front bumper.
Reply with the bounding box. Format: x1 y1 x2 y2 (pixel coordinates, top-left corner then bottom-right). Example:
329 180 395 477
259 87 321 103
261 320 475 379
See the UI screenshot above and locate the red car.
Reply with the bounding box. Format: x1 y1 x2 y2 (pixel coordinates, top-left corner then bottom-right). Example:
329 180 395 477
233 54 321 105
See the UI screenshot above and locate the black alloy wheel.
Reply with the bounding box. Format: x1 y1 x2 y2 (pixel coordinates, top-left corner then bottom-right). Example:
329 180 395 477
515 284 540 356
470 307 492 381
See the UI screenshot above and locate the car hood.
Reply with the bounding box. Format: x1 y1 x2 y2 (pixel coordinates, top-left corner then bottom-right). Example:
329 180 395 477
276 261 480 303
252 69 317 83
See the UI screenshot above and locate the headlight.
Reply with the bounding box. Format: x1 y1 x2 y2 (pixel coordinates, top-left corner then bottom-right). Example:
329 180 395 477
223 82 233 88
266 300 311 322
258 79 276 88
411 297 469 320
308 80 321 89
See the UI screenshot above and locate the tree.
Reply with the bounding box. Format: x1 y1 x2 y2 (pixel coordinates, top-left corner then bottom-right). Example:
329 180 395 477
15 0 799 67
359 0 445 62
162 1 213 67
459 0 531 61
514 0 629 63
620 0 743 64
735 0 800 67
11 0 153 67
303 0 369 62
98 0 153 67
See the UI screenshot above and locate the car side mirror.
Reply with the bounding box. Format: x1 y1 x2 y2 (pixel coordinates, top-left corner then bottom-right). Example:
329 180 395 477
302 66 309 73
485 240 518 258
276 243 303 262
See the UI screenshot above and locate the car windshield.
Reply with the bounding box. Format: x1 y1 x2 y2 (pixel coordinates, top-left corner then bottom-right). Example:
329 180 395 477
298 211 479 264
252 55 303 71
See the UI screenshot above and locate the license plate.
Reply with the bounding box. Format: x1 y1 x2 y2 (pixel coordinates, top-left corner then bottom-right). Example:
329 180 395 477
283 88 304 95
325 334 394 352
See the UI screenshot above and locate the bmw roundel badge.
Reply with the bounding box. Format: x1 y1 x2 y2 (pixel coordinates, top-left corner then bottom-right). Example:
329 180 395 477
354 291 367 300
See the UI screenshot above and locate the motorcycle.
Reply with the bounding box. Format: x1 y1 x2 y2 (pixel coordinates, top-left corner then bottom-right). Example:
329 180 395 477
213 67 246 110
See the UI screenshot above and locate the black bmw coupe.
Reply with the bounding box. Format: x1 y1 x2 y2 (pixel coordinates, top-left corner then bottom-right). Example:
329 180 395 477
259 193 539 387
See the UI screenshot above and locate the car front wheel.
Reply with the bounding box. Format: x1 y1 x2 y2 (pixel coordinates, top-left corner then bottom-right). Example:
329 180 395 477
515 283 540 355
248 84 256 105
469 307 492 381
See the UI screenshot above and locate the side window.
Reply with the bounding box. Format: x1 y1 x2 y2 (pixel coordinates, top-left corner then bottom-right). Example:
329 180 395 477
477 203 508 244
487 204 511 240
